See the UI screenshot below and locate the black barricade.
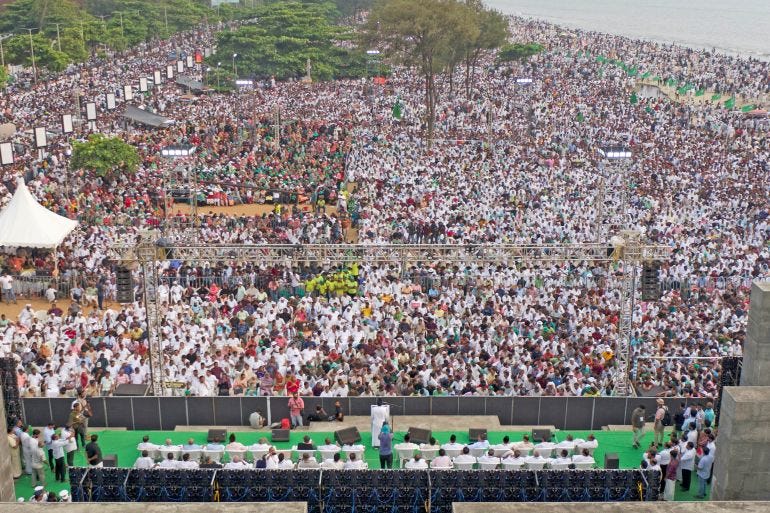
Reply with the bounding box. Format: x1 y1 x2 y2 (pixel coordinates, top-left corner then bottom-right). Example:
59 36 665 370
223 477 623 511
70 468 660 509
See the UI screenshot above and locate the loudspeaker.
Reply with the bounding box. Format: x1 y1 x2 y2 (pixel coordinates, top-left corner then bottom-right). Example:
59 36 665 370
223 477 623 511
334 427 361 445
207 429 227 443
531 429 551 443
103 454 118 468
469 428 487 441
271 429 290 442
407 427 431 445
113 384 150 396
115 266 134 304
604 452 619 469
641 262 661 301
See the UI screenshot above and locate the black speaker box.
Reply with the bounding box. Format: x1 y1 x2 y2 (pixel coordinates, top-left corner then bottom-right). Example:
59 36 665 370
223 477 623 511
334 426 362 445
207 429 227 443
271 429 290 442
604 452 620 469
469 428 487 441
532 429 552 442
407 427 432 445
102 454 118 468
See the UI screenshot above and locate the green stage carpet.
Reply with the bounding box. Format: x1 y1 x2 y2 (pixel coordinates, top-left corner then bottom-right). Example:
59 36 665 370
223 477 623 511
13 428 709 502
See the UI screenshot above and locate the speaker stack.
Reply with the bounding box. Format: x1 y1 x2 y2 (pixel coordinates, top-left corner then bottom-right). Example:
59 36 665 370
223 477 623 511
0 357 23 428
715 356 742 425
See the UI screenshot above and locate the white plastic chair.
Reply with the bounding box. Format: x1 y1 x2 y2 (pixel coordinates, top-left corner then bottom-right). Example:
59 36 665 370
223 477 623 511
549 462 570 470
203 449 224 463
430 461 453 470
478 460 500 470
469 447 487 459
318 449 338 462
453 459 476 470
492 447 510 458
183 450 202 463
396 447 416 468
534 447 554 458
420 448 438 462
443 448 462 459
250 447 272 462
525 460 546 470
577 445 597 456
501 460 525 470
574 461 595 470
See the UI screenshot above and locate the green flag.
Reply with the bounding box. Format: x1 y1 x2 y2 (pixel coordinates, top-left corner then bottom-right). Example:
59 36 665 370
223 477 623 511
392 97 402 120
695 89 705 96
724 96 735 109
741 104 756 112
576 112 584 122
711 93 722 101
630 92 638 104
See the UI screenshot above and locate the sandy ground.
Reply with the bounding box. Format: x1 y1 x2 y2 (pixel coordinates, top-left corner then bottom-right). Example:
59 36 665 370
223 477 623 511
0 298 122 320
637 79 768 109
172 201 337 217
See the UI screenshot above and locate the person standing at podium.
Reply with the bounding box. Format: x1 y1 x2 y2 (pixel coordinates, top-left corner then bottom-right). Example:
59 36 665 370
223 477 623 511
378 422 394 468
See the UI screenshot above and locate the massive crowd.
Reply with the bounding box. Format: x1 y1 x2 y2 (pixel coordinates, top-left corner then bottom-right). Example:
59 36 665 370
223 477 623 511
0 15 768 400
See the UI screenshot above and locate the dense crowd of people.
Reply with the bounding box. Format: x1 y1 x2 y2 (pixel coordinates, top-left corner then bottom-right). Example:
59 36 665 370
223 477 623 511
0 14 768 402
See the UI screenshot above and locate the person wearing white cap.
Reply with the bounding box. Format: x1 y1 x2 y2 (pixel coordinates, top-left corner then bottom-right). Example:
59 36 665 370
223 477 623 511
59 490 71 502
31 486 46 502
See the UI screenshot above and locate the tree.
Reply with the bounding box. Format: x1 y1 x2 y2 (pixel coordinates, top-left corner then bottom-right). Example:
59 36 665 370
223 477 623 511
497 42 544 63
71 134 141 181
365 0 471 141
461 2 508 97
0 67 8 89
213 1 358 81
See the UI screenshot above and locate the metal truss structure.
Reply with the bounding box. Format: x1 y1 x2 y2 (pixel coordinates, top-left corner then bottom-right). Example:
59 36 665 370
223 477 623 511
117 236 669 396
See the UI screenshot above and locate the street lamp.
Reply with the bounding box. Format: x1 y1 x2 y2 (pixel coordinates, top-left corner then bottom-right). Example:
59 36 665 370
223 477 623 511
232 53 238 75
515 77 533 85
216 61 222 89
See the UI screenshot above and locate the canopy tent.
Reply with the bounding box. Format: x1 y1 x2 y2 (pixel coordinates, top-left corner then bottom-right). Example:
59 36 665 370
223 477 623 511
122 105 174 128
176 76 205 92
0 178 78 248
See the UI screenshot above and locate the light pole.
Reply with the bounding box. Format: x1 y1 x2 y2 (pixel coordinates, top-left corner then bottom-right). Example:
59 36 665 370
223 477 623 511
217 61 221 90
232 53 238 76
118 12 125 39
24 28 37 83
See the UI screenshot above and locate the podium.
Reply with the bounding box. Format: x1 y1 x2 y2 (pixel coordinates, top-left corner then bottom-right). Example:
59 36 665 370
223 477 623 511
370 405 391 447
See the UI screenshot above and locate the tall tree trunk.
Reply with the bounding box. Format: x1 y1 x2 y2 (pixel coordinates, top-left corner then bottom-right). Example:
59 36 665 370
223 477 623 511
464 54 472 98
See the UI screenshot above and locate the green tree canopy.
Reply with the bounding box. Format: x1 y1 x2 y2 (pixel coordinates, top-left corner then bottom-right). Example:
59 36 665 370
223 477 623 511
213 1 359 81
70 134 141 181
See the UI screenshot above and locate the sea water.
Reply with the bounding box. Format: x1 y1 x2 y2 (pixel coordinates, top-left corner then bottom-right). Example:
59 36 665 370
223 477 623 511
485 0 770 61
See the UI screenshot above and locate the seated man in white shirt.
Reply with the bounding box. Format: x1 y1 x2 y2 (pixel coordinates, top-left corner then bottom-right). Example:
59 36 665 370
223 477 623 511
468 434 490 450
441 434 465 452
177 453 199 469
394 434 419 453
571 448 595 465
137 436 159 453
297 452 320 469
405 453 429 469
524 450 547 465
550 449 573 467
492 436 513 454
321 453 345 470
453 447 477 465
158 453 179 469
134 450 155 469
430 449 453 469
501 450 526 466
513 435 534 453
555 435 578 453
318 438 341 452
534 440 556 456
181 438 202 452
577 434 599 453
265 448 280 469
419 437 440 453
477 449 501 468
226 434 247 451
343 452 367 469
275 453 295 469
224 455 250 469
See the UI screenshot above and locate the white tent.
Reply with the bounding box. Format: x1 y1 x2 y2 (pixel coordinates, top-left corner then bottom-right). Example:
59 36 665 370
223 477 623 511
0 177 78 248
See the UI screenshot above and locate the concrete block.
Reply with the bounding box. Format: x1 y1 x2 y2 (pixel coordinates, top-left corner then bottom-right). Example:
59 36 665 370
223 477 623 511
712 386 770 501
